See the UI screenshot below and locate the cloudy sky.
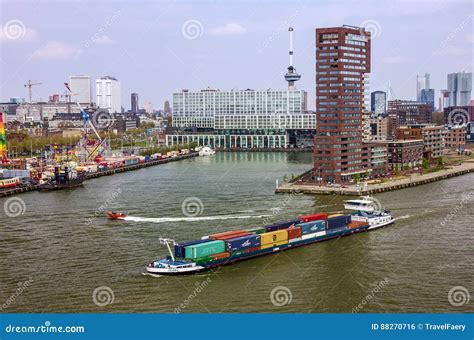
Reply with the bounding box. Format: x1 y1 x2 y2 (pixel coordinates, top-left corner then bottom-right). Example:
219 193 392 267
0 0 472 111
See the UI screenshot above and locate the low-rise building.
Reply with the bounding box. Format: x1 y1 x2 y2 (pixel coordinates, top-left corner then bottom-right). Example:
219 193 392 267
369 116 389 141
396 125 446 161
373 140 424 170
444 126 466 150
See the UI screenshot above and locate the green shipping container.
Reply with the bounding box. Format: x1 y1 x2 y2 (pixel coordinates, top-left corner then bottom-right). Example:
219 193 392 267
185 240 225 259
246 228 266 234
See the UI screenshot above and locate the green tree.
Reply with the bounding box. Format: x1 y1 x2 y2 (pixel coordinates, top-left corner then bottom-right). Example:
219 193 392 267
436 157 444 168
422 158 430 170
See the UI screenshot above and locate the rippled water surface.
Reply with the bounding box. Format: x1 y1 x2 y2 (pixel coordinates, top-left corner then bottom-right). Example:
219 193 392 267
1 152 472 313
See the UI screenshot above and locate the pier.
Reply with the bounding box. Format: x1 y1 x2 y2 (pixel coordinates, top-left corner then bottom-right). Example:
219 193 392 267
275 161 474 195
0 152 198 198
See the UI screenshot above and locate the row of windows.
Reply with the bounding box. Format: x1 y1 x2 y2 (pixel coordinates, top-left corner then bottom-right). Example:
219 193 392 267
343 52 366 58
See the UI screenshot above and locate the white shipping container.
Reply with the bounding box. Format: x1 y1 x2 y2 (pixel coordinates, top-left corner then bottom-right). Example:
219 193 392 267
289 238 302 243
302 231 326 240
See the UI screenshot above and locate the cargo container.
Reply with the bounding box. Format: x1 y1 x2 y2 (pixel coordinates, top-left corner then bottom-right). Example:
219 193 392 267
260 230 288 245
244 246 260 253
299 212 328 223
328 214 343 218
264 220 297 232
174 239 209 258
212 252 230 260
246 227 266 234
347 221 368 229
261 240 287 250
185 240 225 259
326 215 351 230
209 230 250 240
326 226 347 234
289 237 302 243
298 220 326 235
225 234 260 253
287 226 302 240
0 169 31 178
301 231 326 240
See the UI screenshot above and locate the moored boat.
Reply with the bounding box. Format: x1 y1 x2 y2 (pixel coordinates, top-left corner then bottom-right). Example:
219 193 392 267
145 197 395 275
198 146 216 156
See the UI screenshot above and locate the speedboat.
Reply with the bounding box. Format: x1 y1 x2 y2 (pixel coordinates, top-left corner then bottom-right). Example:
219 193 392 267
106 211 127 220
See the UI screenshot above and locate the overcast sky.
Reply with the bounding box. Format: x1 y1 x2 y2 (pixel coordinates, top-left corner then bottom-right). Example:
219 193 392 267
0 0 472 111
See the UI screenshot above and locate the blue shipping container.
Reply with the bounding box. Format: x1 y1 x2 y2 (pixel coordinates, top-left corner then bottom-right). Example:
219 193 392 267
298 220 326 235
226 234 261 253
174 239 209 258
264 219 298 232
326 215 350 230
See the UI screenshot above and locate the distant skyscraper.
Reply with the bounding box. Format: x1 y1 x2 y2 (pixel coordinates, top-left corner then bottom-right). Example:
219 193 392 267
144 102 154 114
96 76 121 113
131 93 139 113
420 88 435 109
314 25 371 184
447 72 472 106
164 100 171 115
69 75 91 105
416 74 430 101
370 91 386 115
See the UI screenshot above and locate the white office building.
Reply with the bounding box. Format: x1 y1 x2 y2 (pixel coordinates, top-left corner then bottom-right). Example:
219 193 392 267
416 73 430 101
447 72 472 107
168 88 315 149
96 76 121 113
69 75 91 106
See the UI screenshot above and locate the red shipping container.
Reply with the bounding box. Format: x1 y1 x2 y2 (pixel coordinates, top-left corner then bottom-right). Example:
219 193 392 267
209 230 250 240
287 226 302 239
299 212 329 223
212 252 230 260
244 246 261 253
347 221 368 229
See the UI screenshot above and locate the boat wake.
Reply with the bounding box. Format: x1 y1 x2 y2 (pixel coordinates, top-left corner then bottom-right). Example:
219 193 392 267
122 214 271 224
396 214 411 220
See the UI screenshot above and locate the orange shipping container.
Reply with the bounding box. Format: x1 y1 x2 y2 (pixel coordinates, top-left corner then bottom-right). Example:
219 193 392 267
209 230 249 240
347 221 368 229
212 252 230 260
287 226 302 240
261 240 287 250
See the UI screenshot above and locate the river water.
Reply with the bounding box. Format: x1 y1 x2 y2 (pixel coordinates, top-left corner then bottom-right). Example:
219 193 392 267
1 152 472 313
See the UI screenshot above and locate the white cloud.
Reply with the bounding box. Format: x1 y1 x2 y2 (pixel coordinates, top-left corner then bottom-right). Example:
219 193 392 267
91 34 116 45
209 23 246 36
383 56 409 64
0 21 37 42
32 42 83 60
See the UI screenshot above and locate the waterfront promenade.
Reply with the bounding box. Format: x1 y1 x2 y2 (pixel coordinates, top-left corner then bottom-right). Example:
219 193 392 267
276 160 474 195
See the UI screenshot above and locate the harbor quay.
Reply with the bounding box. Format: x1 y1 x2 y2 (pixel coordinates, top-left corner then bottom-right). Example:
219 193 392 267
276 161 474 195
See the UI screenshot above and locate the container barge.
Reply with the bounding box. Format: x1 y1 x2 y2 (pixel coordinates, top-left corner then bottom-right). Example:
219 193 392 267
143 197 395 275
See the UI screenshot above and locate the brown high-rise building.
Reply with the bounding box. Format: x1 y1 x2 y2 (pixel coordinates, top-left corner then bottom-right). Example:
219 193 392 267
313 25 371 184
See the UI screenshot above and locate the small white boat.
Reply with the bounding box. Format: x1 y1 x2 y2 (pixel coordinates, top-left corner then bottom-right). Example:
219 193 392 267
344 195 395 229
198 146 216 156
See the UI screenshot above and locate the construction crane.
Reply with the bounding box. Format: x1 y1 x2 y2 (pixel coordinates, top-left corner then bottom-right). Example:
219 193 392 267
24 80 42 102
64 83 108 161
